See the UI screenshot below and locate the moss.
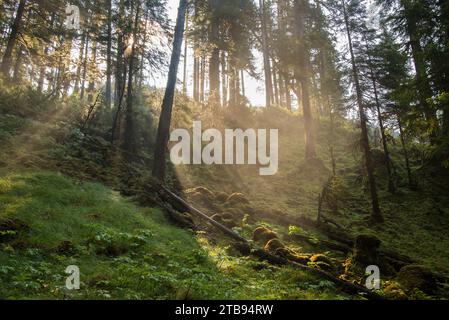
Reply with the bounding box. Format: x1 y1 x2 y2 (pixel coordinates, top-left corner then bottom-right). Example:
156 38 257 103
226 241 251 257
310 254 333 265
185 187 218 210
274 247 292 259
252 226 278 244
185 186 215 198
309 254 335 272
215 191 229 203
396 265 438 295
383 282 408 300
211 214 236 229
342 256 365 284
226 193 250 205
274 247 310 265
264 238 285 252
353 234 381 265
312 261 334 273
221 212 235 221
224 206 253 220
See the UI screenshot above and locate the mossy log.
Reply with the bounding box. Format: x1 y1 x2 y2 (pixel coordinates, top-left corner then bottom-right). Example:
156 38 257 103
287 234 352 254
157 183 248 243
150 183 384 300
250 248 384 300
265 212 416 267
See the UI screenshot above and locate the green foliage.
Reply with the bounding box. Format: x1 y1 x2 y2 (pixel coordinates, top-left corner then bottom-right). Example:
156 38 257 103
0 171 348 300
88 228 154 256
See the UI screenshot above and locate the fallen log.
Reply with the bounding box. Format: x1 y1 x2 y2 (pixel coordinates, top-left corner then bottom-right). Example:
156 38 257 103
260 211 417 266
157 184 248 243
148 182 385 300
287 234 352 254
250 248 384 300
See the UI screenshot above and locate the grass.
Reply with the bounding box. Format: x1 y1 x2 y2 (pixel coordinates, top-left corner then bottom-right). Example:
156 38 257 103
0 170 349 300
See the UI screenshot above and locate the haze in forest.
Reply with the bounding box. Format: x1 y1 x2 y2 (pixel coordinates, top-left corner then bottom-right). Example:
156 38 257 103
1 0 449 301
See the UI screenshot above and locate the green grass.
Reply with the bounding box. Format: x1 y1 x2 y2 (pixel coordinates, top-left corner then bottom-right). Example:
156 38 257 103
0 170 349 300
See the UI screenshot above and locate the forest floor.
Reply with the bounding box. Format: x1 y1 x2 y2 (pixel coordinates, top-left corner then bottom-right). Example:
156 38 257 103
1 91 449 299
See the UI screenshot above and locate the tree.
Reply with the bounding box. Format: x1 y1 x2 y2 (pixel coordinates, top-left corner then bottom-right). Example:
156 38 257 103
342 0 383 223
374 29 416 188
259 0 274 108
293 0 317 160
377 0 438 143
153 0 189 181
105 0 113 109
1 0 27 78
123 0 141 155
363 30 396 193
208 0 220 106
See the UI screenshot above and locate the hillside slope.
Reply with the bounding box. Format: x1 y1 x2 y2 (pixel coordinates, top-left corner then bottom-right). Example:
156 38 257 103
0 170 348 300
1 89 449 300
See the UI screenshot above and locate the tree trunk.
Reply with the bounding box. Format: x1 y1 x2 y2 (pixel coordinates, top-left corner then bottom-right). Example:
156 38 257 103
318 44 337 176
437 0 449 136
368 55 395 193
241 69 246 99
138 9 150 89
342 0 382 223
80 34 90 100
193 55 199 101
259 0 274 108
87 40 97 102
285 76 292 111
401 0 437 142
294 0 317 160
124 0 141 155
37 45 48 93
200 55 206 104
37 9 54 94
0 0 26 78
235 67 241 106
105 0 113 108
397 116 414 188
208 0 220 107
221 50 228 107
110 61 127 145
279 70 286 107
12 44 24 83
193 1 200 102
229 62 236 107
152 0 188 181
73 32 85 95
273 67 280 106
182 11 188 95
62 36 74 96
115 0 125 104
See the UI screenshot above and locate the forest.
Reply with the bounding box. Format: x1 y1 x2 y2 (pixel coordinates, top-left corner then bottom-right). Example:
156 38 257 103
1 0 449 301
